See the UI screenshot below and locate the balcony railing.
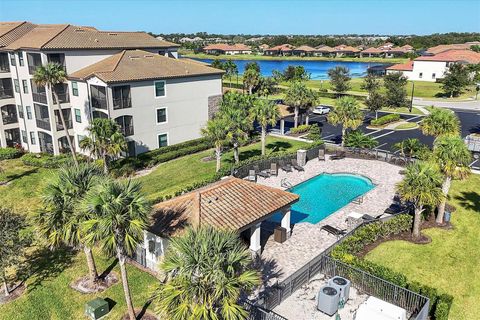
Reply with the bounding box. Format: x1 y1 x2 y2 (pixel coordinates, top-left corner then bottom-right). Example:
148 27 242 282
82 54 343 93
2 114 18 125
36 119 51 131
113 97 132 110
0 88 14 99
28 65 41 75
33 92 48 104
56 119 73 131
0 62 9 73
91 96 107 109
53 92 70 104
120 125 134 137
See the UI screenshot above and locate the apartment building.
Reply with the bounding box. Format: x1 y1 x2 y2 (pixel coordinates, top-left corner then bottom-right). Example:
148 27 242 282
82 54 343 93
0 21 223 155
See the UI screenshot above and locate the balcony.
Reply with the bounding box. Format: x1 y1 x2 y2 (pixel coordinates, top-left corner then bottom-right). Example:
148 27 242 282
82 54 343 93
33 92 47 104
113 97 132 110
56 119 73 131
0 62 9 73
2 114 18 125
36 119 51 131
91 96 107 109
120 125 134 137
0 88 14 99
28 65 41 75
52 92 70 104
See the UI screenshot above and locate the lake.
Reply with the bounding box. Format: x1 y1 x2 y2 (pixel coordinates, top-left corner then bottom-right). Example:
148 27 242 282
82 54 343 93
192 58 387 80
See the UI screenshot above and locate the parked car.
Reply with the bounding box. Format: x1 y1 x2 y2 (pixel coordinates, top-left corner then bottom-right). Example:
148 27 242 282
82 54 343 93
312 105 331 115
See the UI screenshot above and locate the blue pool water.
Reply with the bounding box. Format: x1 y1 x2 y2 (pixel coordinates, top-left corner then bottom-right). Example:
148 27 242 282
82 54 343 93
271 173 375 224
192 58 386 80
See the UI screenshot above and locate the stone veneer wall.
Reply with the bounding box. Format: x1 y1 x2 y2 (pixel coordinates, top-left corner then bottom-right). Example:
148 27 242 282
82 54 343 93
208 94 222 119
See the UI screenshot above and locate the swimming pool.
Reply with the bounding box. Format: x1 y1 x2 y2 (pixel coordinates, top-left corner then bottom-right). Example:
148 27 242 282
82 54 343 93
271 173 375 224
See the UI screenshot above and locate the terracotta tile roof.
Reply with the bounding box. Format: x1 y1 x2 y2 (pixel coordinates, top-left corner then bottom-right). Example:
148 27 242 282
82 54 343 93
386 60 414 71
266 44 294 52
426 42 480 55
415 49 480 64
334 45 360 53
362 47 383 54
293 45 316 52
150 177 299 236
259 44 270 50
0 21 36 48
69 49 224 83
4 23 178 51
203 43 251 51
315 45 335 52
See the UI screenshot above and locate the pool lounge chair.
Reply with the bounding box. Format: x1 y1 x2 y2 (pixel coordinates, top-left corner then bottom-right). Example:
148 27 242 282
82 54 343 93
247 169 257 182
291 159 304 171
384 203 411 215
321 225 347 238
318 148 326 161
330 151 346 160
270 163 278 176
253 165 270 178
279 160 293 172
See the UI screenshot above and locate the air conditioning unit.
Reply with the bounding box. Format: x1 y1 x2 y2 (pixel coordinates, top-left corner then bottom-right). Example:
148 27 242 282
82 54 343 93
317 285 340 316
328 276 351 301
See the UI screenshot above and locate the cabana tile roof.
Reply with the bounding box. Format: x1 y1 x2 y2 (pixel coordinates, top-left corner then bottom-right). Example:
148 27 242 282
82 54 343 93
150 177 299 236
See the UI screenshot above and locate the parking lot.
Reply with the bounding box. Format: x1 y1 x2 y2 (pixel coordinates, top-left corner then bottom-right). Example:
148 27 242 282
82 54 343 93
276 108 480 169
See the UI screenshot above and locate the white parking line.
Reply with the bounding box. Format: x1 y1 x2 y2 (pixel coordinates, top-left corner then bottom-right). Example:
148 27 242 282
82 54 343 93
371 131 395 140
365 130 381 136
375 143 387 149
322 134 335 139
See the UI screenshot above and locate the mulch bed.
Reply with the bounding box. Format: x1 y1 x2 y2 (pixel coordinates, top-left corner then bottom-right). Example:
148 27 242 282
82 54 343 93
121 309 158 320
70 272 119 294
0 283 26 305
201 156 214 162
357 219 452 258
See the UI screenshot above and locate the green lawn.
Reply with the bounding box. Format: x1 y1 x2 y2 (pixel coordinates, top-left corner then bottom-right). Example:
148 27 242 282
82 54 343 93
365 174 480 320
0 248 157 320
138 136 309 201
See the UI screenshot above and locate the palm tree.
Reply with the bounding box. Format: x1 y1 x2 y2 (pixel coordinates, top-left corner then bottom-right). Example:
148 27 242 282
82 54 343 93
393 138 428 161
344 130 379 149
201 117 228 172
327 96 364 147
153 226 260 320
250 99 280 155
224 60 238 88
396 162 444 238
35 163 103 284
33 63 78 166
433 136 471 223
284 81 318 128
82 179 151 320
421 107 460 138
80 118 126 174
243 68 260 95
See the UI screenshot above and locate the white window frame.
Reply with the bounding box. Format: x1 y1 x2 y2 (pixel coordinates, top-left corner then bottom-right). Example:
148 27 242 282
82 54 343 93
157 132 169 148
156 107 168 124
154 80 166 98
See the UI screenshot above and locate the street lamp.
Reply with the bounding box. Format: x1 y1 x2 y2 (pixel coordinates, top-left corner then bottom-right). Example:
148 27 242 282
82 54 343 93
409 81 415 113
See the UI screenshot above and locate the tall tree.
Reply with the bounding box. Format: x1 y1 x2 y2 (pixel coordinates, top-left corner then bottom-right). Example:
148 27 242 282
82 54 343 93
257 76 278 97
224 60 238 88
433 136 471 224
80 118 127 174
327 96 364 147
396 162 444 238
0 208 28 297
219 93 253 163
201 117 228 172
361 74 384 119
210 59 225 70
245 61 260 73
421 107 460 138
35 163 103 285
442 63 471 98
243 68 260 95
327 66 351 95
282 65 309 81
284 81 318 127
33 63 78 165
82 179 151 320
393 138 428 161
383 72 408 108
361 73 381 94
250 99 280 155
344 130 379 149
153 226 260 320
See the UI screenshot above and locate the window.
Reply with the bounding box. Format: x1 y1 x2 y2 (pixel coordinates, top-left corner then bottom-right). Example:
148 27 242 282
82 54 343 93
432 73 436 79
72 81 78 96
112 85 131 109
17 105 24 119
158 133 168 148
21 130 27 143
26 106 32 119
22 80 28 93
114 115 134 136
77 135 86 145
9 53 15 66
154 81 166 97
74 108 81 123
419 72 423 79
13 79 20 93
17 52 24 66
30 132 36 145
156 107 167 124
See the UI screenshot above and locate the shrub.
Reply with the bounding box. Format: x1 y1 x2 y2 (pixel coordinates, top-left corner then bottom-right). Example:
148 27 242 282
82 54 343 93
307 124 322 141
434 294 454 320
0 147 23 160
370 113 401 126
290 124 311 134
21 153 78 168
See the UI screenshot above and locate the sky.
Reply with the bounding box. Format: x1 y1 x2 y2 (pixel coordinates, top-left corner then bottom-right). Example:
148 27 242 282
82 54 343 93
1 0 479 35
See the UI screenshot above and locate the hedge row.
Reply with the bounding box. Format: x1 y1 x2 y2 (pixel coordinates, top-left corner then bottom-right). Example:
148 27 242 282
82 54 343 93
0 147 23 160
21 153 81 168
330 215 453 320
290 124 312 134
370 113 401 126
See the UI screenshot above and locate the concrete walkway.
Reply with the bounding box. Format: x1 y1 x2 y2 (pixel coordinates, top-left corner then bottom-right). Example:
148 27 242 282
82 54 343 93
413 97 480 111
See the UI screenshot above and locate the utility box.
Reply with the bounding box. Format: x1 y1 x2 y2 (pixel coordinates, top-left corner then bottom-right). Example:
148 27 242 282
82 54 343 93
274 226 287 243
85 298 109 320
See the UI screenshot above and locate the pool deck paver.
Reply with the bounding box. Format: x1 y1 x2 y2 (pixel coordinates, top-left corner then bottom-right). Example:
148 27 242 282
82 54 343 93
256 156 403 282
